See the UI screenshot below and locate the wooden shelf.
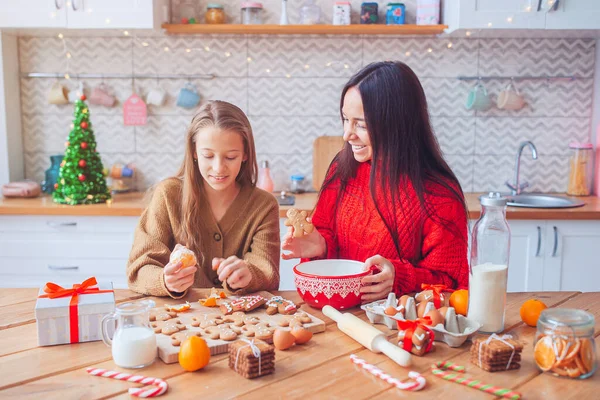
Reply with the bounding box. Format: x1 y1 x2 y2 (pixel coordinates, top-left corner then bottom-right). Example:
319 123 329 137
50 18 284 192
162 23 448 36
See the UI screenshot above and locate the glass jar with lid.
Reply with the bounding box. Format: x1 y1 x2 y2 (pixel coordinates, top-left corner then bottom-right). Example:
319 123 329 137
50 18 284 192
206 4 225 24
290 174 306 194
241 2 264 24
534 308 597 379
567 142 593 196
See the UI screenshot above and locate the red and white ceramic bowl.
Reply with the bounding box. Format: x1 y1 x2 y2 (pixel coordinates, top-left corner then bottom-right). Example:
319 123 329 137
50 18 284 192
293 259 371 310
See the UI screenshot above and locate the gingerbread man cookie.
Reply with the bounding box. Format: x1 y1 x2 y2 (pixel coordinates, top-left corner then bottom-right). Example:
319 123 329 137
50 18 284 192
170 330 202 346
285 208 314 238
266 296 298 315
151 319 186 335
204 324 241 341
220 295 267 315
191 314 225 329
223 311 261 327
278 311 312 328
241 322 275 343
149 307 177 322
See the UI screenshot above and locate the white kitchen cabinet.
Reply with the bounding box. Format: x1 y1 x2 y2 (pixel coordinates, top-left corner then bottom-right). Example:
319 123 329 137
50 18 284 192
444 0 600 32
506 221 545 292
0 0 169 29
279 218 297 291
0 215 137 288
543 220 600 292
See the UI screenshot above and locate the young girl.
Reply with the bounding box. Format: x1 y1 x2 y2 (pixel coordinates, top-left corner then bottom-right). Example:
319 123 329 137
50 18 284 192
282 62 469 303
127 101 280 298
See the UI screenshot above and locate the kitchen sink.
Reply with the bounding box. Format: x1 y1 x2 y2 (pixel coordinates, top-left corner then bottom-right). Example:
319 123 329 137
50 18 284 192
506 194 585 209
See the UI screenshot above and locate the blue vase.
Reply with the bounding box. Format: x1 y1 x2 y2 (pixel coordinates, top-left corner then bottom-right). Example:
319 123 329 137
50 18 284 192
42 155 64 194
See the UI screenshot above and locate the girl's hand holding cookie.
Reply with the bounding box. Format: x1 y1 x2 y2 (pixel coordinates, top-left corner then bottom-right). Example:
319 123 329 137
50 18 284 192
360 255 395 303
212 256 252 289
281 224 327 260
163 260 197 293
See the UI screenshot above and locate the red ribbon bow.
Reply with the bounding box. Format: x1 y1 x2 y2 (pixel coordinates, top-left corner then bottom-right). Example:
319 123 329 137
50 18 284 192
397 317 435 354
420 284 454 308
38 277 113 343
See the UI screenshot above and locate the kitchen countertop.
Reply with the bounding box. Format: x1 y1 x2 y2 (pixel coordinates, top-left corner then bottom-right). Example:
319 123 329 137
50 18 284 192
0 288 598 398
1 191 599 220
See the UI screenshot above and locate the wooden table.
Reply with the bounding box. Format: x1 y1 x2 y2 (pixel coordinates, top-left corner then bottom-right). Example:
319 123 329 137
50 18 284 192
0 289 598 399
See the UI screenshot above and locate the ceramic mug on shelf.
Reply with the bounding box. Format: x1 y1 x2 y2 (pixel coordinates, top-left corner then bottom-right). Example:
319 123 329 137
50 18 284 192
68 82 85 103
176 83 201 109
146 86 167 107
47 82 69 105
89 83 116 107
497 82 526 111
465 82 492 111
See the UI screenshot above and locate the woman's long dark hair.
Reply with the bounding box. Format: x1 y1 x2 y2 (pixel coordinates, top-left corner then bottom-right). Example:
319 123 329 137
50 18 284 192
320 61 467 260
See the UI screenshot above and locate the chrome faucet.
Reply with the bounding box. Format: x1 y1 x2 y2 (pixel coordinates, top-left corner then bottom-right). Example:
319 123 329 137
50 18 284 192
506 141 538 195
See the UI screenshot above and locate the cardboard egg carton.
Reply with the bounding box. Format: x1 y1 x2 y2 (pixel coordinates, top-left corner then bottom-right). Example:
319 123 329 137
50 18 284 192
361 293 481 347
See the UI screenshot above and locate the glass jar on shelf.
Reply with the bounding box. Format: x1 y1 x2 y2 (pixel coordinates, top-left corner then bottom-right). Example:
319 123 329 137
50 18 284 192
567 142 593 196
290 174 306 194
299 0 321 24
241 2 264 25
534 308 597 379
206 4 225 24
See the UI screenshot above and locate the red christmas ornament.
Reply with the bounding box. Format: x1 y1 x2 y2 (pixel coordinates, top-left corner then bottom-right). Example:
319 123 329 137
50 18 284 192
54 183 58 189
80 121 88 129
80 142 88 149
80 94 86 101
78 159 87 168
181 17 189 24
78 174 86 182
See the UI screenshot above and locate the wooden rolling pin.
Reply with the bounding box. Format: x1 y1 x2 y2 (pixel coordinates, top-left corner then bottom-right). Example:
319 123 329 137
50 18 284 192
322 305 412 367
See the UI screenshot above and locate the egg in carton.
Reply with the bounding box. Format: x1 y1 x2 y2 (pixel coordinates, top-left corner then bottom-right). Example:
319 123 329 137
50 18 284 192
361 293 482 347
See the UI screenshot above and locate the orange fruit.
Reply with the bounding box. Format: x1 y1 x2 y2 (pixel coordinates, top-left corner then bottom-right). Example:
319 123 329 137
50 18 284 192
520 299 547 327
449 289 468 316
534 335 556 371
178 336 210 372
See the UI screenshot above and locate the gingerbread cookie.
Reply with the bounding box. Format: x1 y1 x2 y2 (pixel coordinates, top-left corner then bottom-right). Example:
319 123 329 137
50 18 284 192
398 325 434 356
241 322 275 343
220 295 267 315
223 311 261 327
284 208 314 238
266 296 297 315
278 311 312 328
204 324 241 341
170 330 202 346
149 307 177 322
151 319 186 335
191 314 225 329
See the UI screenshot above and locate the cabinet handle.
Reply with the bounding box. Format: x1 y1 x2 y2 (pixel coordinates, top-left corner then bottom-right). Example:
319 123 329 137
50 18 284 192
537 0 543 11
47 221 77 228
55 0 63 10
552 226 558 257
535 226 541 257
71 0 79 11
48 265 79 270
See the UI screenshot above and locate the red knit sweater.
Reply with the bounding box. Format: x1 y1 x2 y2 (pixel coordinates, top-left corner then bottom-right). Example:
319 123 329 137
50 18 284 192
310 161 469 295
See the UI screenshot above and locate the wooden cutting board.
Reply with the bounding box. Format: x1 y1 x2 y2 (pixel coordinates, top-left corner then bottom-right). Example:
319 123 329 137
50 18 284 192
155 290 326 364
312 136 344 191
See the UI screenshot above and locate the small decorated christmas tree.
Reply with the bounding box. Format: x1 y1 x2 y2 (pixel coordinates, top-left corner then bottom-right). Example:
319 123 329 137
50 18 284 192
53 94 111 205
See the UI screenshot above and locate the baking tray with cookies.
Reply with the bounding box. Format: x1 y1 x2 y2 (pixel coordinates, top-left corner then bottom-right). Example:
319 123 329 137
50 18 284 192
150 288 326 364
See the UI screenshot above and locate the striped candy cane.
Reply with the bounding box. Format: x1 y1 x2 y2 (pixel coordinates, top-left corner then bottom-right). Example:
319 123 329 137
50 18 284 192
431 361 522 400
349 354 426 391
86 367 168 398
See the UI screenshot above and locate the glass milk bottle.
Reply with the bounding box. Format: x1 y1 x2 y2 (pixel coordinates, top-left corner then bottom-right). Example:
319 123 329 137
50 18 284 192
101 300 157 369
468 192 511 333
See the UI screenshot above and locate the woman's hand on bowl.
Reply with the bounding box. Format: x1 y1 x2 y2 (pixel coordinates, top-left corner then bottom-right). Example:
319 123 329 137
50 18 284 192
360 255 395 303
281 225 327 260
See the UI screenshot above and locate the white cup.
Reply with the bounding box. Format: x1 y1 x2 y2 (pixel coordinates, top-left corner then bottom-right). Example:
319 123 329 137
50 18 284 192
68 82 85 103
146 87 166 106
497 82 526 111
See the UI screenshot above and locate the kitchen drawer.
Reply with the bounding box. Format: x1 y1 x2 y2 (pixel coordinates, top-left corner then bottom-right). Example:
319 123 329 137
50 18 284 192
0 257 129 288
0 215 139 233
0 231 134 259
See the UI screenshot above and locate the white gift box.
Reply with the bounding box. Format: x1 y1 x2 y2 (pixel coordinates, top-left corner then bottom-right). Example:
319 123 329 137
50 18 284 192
35 280 115 346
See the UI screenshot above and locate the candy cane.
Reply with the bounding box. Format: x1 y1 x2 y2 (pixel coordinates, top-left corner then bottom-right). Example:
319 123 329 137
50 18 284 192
349 354 426 391
431 361 521 400
86 367 168 398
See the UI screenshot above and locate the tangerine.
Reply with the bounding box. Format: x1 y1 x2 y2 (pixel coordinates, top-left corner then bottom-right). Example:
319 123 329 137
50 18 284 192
520 299 547 327
178 336 210 372
449 289 468 316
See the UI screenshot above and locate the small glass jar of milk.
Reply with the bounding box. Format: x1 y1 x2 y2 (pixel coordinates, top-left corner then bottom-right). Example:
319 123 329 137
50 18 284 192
468 192 510 333
101 300 157 369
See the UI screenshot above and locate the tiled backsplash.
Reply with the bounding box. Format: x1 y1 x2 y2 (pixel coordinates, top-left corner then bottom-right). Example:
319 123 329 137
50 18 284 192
18 31 594 193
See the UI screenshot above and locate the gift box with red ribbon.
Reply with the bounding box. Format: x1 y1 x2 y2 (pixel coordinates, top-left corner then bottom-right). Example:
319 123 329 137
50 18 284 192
34 277 115 346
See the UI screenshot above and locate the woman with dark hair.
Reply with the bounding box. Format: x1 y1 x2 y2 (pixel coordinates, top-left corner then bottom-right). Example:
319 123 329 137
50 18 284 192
282 61 468 303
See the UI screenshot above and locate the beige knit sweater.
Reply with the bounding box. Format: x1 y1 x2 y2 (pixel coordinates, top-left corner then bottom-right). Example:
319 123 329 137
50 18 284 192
126 178 281 298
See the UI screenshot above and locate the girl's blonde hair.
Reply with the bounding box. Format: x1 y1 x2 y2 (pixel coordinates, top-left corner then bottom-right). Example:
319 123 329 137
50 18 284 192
174 100 258 259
